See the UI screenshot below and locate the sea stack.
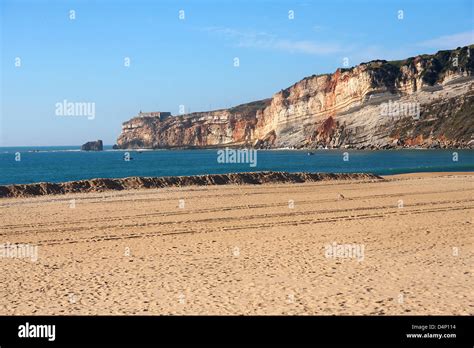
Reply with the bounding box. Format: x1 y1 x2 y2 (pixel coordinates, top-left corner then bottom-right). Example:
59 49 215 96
81 140 103 151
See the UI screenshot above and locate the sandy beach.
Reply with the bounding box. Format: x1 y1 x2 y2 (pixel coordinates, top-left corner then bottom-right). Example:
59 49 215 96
0 172 472 315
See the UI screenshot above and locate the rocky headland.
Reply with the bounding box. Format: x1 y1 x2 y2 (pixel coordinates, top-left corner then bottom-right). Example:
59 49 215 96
116 46 474 150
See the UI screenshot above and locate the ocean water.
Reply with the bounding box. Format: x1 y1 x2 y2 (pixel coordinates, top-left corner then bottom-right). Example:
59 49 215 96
0 146 473 185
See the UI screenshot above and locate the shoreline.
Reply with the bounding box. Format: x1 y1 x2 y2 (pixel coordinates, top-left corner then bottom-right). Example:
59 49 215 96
0 172 381 198
1 171 473 198
2 146 474 152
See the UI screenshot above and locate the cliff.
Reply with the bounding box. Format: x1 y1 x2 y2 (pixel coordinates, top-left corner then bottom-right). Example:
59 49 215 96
116 46 474 149
0 172 381 198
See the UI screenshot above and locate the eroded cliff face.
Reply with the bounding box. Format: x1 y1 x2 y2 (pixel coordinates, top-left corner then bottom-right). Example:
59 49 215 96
117 46 474 149
117 102 267 149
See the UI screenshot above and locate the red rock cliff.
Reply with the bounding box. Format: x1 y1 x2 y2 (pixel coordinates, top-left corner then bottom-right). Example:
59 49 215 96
117 46 474 149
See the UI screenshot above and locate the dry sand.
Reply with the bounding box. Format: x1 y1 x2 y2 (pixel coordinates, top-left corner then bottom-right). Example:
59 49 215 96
0 172 472 315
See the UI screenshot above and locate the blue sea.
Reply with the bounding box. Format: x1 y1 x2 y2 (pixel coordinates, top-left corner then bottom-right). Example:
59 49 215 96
0 146 473 185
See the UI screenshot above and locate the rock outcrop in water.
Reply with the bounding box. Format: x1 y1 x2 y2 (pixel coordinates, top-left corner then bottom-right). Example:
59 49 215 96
81 140 103 151
116 46 474 149
0 172 381 198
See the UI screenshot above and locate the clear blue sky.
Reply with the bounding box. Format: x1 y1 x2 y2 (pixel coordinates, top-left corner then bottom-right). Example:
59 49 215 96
1 0 473 146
